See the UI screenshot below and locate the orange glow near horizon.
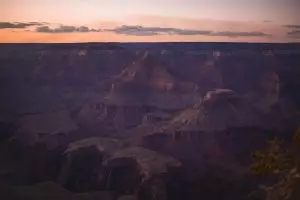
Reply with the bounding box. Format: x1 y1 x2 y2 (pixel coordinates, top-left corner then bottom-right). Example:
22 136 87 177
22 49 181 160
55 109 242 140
0 30 292 43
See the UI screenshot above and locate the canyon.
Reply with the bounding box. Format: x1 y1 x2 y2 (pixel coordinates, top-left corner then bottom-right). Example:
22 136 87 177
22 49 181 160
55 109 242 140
0 42 299 200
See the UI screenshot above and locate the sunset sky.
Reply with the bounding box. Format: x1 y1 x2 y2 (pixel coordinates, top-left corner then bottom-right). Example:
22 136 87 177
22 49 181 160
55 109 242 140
0 0 300 43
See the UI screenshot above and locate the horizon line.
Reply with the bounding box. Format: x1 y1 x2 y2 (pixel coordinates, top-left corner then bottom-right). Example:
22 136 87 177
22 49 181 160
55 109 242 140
1 41 300 45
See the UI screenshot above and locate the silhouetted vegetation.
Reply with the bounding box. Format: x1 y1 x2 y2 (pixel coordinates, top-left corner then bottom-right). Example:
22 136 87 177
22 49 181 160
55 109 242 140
249 126 300 200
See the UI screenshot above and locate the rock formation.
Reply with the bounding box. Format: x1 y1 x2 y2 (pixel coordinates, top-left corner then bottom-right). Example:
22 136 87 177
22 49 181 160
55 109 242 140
77 52 200 132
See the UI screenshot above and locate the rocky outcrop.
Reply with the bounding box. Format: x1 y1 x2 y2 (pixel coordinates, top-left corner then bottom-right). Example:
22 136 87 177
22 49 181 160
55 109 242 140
58 137 124 192
58 136 181 199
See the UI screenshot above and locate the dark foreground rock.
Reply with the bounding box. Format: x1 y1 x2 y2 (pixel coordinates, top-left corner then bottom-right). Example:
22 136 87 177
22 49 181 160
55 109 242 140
0 181 116 200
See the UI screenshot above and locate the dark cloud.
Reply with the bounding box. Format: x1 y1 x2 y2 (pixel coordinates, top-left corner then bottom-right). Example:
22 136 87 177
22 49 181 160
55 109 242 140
283 24 300 39
287 29 300 39
0 22 44 29
29 22 47 26
3 22 271 38
263 20 272 23
107 25 212 36
283 25 300 29
36 25 100 33
210 31 271 38
107 25 271 38
36 26 52 32
170 29 212 35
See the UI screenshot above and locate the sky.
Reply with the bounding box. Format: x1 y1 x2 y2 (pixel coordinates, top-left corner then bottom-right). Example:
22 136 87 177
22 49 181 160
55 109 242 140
0 0 300 43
